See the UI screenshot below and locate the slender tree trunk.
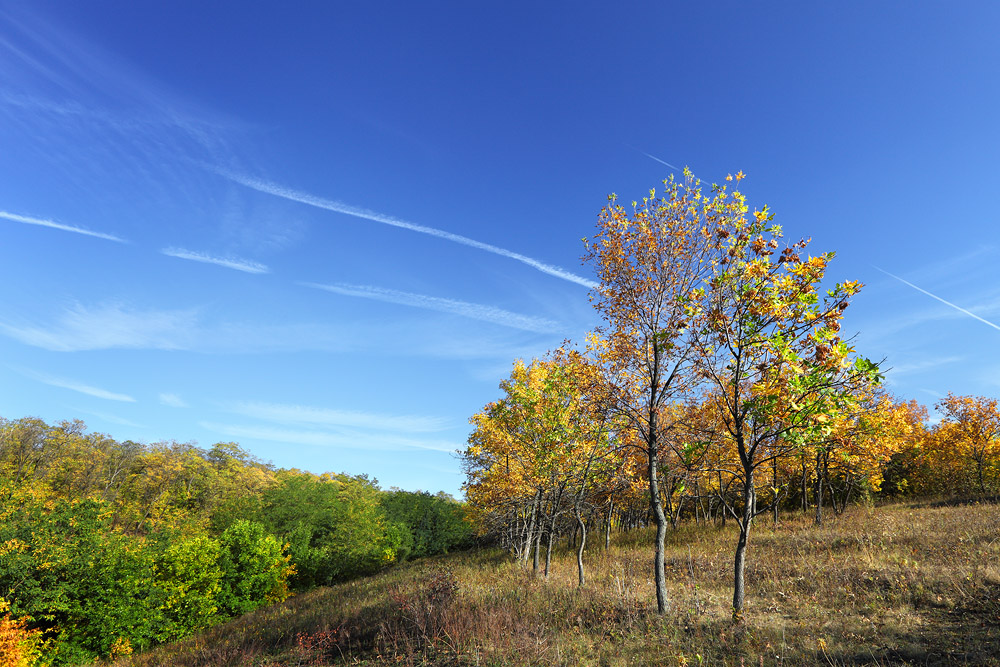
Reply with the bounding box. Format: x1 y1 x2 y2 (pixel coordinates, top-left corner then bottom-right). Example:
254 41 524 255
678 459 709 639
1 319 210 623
822 452 838 515
814 451 824 526
523 489 541 562
544 528 554 577
532 527 541 574
695 478 706 525
801 459 808 512
827 471 840 515
844 474 855 509
605 500 613 549
772 455 779 526
732 469 755 619
575 497 587 586
544 486 563 577
649 442 670 614
669 491 683 529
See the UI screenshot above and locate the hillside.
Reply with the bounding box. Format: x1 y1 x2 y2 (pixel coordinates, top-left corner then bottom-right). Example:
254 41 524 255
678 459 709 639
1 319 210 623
113 500 1000 666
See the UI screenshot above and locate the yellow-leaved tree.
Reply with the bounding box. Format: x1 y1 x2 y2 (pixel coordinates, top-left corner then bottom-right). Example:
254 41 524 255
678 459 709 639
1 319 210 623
691 172 881 619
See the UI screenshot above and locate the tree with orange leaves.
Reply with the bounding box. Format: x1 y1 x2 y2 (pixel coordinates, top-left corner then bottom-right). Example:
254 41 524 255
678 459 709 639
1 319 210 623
692 172 881 619
818 392 918 516
584 170 729 613
462 346 615 580
934 394 1000 496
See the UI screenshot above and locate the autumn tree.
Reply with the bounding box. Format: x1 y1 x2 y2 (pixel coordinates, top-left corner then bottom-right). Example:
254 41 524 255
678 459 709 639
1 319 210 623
934 394 1000 496
878 399 929 497
463 357 570 569
584 171 726 613
692 172 880 619
462 348 613 582
813 391 915 519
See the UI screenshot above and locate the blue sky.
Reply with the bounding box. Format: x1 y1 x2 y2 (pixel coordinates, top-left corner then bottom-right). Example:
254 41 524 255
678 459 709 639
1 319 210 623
1 2 998 497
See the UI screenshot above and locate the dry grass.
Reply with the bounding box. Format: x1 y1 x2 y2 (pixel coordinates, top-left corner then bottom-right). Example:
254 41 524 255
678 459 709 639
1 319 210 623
114 500 1000 666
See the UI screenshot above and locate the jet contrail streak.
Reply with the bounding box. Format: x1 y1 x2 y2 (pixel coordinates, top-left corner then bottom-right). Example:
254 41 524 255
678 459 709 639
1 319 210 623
162 247 269 274
216 168 598 289
638 150 682 173
874 266 1000 332
0 210 126 242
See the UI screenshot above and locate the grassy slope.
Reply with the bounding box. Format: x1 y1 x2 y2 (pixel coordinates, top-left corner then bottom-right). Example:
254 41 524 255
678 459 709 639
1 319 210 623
115 501 1000 666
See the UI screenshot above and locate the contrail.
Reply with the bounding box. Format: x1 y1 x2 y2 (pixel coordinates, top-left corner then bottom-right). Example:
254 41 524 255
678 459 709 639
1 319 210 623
632 148 682 173
215 168 598 289
162 247 269 274
0 210 126 242
874 266 1000 332
301 281 561 334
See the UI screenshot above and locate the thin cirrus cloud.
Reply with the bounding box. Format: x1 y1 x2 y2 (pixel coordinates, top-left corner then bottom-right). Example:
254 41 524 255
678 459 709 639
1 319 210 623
73 407 146 428
301 281 561 334
214 167 598 289
161 247 269 274
227 400 451 433
159 393 188 408
0 210 126 243
200 421 459 453
884 356 963 380
15 367 136 402
0 302 198 352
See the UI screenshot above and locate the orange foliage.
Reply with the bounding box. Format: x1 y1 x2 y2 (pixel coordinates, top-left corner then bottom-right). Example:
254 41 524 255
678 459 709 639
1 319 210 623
0 604 42 667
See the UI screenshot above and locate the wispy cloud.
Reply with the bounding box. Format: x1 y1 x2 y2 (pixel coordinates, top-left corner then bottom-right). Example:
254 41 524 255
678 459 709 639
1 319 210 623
302 282 561 334
17 367 135 402
874 266 1000 333
227 401 451 433
215 168 598 289
161 247 269 274
200 422 458 453
73 407 145 428
0 210 126 242
159 393 188 408
0 298 551 359
0 302 198 351
885 356 963 378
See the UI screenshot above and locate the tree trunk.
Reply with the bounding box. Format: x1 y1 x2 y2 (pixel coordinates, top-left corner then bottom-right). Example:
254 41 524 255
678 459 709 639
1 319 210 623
605 500 613 549
649 444 670 613
801 458 809 512
827 472 840 515
544 527 554 577
532 526 541 574
669 490 683 529
544 486 563 577
575 498 587 586
523 489 541 562
772 454 779 526
814 450 824 526
732 470 755 620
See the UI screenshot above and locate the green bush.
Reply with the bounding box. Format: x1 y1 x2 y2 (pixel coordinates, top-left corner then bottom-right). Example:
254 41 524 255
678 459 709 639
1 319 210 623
155 534 222 641
380 490 474 559
217 520 292 617
254 473 402 588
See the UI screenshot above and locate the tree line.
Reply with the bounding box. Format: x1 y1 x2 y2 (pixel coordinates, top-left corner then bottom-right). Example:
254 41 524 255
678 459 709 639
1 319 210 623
0 418 473 664
462 170 999 621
